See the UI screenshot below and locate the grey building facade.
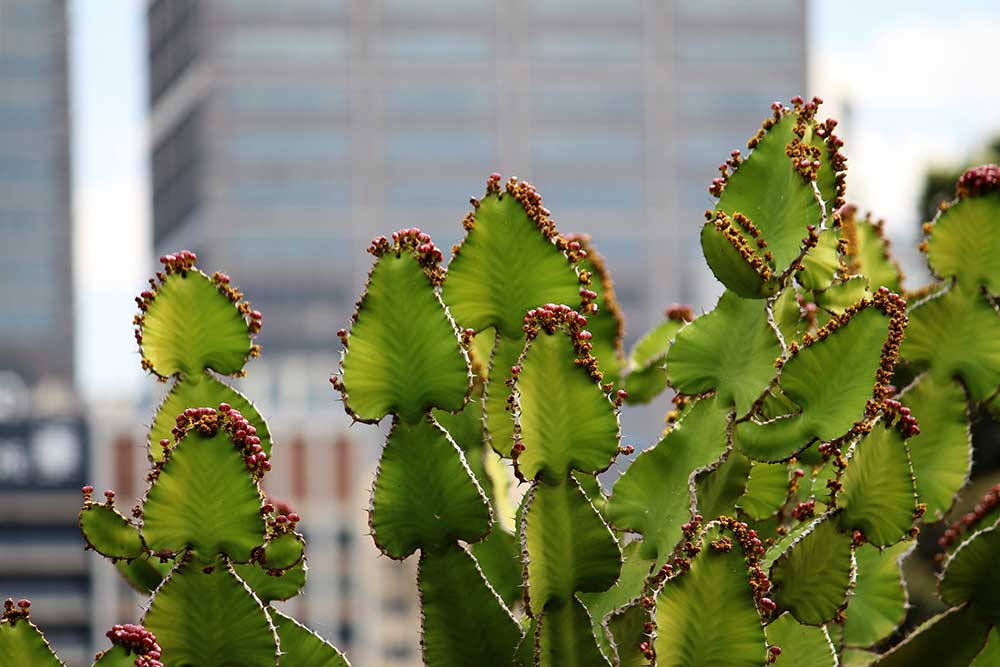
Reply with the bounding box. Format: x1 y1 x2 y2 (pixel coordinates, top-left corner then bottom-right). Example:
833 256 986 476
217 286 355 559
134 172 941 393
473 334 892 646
147 2 806 664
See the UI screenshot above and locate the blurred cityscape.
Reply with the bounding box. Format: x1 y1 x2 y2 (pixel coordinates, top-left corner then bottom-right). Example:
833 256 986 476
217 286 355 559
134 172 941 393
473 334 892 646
1 1 996 665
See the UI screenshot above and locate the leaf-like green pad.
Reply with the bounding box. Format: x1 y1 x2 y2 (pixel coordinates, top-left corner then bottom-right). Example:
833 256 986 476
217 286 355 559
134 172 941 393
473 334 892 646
0 614 63 667
608 396 729 564
701 107 827 298
471 528 522 608
869 605 990 667
523 478 621 614
605 603 651 667
143 561 277 667
272 609 350 667
841 208 902 292
340 250 470 424
261 531 305 572
903 283 1000 401
142 429 265 562
655 525 766 666
902 376 971 520
799 228 841 291
738 461 789 520
233 559 306 604
536 597 611 667
695 450 752 520
149 373 271 461
79 502 145 559
925 191 1000 293
838 424 916 546
769 514 853 625
737 303 894 461
843 541 913 647
939 519 1000 623
765 613 836 667
442 183 582 339
371 417 491 558
418 545 521 667
623 316 685 404
141 269 252 377
665 291 780 414
513 330 619 482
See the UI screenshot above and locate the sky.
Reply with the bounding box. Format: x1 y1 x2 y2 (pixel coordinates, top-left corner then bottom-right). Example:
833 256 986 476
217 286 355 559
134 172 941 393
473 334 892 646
69 0 1000 400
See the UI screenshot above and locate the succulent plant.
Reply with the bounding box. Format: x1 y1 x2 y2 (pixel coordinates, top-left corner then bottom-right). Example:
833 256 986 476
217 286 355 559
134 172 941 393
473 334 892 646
328 97 1000 667
6 98 1000 667
2 253 347 666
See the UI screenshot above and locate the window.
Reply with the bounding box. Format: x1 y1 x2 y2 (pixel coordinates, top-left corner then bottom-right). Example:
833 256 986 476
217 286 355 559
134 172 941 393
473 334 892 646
148 0 200 103
382 29 493 61
677 32 799 64
530 32 641 61
228 132 349 164
533 90 642 122
385 89 494 119
385 131 495 164
152 105 202 245
226 87 349 116
533 133 643 165
222 28 349 63
229 181 350 209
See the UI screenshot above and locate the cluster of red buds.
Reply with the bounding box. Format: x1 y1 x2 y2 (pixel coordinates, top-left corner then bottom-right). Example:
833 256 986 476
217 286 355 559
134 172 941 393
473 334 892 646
766 644 782 664
169 404 270 478
260 500 301 535
937 483 1000 553
521 303 605 385
711 149 746 198
717 516 774 615
955 164 1000 200
2 598 31 622
882 398 920 438
369 228 446 285
158 250 197 274
106 623 164 667
665 303 694 323
791 499 816 521
706 210 774 282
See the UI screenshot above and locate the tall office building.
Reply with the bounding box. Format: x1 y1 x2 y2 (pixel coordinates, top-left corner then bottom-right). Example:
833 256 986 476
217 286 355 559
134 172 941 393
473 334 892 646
0 1 89 665
147 1 806 664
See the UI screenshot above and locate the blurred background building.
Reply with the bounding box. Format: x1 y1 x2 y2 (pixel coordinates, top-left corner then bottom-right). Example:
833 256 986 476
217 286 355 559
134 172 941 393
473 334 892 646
0 0 90 664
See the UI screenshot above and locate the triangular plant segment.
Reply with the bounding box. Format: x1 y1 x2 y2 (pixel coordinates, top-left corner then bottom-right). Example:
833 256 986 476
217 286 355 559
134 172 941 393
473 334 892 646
768 513 853 625
736 292 905 461
923 169 1000 293
843 541 913 648
623 307 690 404
142 408 266 563
143 561 277 667
737 461 789 520
149 373 271 462
605 602 652 667
665 290 781 414
839 206 903 292
79 499 145 560
272 609 350 667
522 478 621 615
91 645 142 667
939 518 1000 624
535 597 611 667
0 600 63 667
969 628 1000 667
138 254 257 377
115 556 174 594
608 395 730 564
765 612 837 667
483 331 523 457
512 306 620 482
901 376 971 521
370 417 491 559
695 450 753 520
868 605 990 667
418 545 521 667
442 175 584 339
838 422 918 547
902 282 1000 401
337 230 470 424
701 97 845 298
654 524 767 667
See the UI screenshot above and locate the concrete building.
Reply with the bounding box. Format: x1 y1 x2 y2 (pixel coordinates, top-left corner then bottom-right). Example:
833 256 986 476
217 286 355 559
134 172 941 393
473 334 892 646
0 1 89 664
146 1 806 664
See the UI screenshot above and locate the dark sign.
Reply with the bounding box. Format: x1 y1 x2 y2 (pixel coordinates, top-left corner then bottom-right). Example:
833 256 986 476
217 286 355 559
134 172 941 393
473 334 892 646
0 417 88 489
